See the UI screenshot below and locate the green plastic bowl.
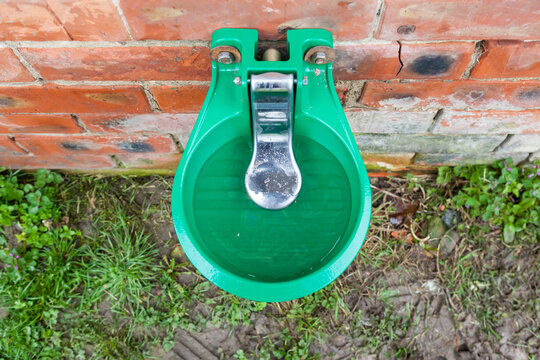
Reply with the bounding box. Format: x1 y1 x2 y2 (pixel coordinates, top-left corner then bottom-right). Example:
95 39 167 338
172 29 371 302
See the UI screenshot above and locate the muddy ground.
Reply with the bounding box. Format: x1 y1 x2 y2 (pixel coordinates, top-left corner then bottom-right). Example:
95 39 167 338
67 175 538 360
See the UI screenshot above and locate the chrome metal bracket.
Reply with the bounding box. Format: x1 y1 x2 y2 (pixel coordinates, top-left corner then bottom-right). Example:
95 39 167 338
245 72 302 210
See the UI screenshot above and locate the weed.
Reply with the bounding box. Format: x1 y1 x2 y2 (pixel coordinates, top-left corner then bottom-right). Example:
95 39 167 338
0 227 83 358
210 292 267 327
437 159 539 243
0 168 73 248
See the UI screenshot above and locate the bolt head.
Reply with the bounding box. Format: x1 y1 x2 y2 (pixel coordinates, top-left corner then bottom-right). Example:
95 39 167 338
311 51 327 64
217 51 234 64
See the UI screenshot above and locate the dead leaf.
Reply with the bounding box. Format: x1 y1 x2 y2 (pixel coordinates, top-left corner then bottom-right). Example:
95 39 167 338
390 202 418 226
391 230 407 239
391 229 414 245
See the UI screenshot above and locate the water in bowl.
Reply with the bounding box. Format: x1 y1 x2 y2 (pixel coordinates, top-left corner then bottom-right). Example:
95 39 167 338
192 135 352 282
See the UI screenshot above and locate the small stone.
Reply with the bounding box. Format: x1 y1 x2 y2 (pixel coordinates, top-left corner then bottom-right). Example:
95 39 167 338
421 279 441 294
442 209 461 229
427 217 445 247
440 231 459 255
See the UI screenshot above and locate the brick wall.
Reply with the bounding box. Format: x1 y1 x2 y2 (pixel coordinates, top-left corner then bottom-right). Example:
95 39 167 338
0 0 539 174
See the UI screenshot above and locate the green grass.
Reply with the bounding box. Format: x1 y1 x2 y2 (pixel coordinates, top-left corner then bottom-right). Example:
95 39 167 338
82 213 159 314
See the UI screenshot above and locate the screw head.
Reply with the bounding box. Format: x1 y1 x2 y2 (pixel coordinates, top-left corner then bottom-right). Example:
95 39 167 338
217 51 235 64
311 51 327 64
304 46 335 64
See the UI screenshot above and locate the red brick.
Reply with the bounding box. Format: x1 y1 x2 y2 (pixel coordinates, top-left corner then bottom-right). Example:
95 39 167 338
0 48 34 82
360 80 540 110
119 0 379 40
434 110 540 134
0 114 81 134
15 134 177 157
377 0 540 40
21 47 211 81
80 113 197 135
0 85 150 113
0 1 70 41
471 41 540 79
46 0 129 41
398 42 474 79
0 154 115 169
0 136 25 155
334 43 401 80
334 42 474 80
151 85 208 113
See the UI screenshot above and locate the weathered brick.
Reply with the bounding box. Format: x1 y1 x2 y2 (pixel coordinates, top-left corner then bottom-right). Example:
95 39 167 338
471 41 540 79
414 152 530 166
15 134 177 157
119 0 379 40
21 47 211 81
0 48 34 82
0 86 150 113
0 114 82 134
0 136 25 155
434 110 540 135
354 134 505 154
362 153 415 169
346 109 436 133
116 152 181 170
46 0 130 41
151 85 208 113
334 44 401 81
398 42 474 79
360 80 540 110
496 134 540 153
0 154 115 169
0 1 70 41
80 113 197 135
377 0 540 40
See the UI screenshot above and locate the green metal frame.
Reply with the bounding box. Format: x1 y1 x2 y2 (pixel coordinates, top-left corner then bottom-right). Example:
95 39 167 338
171 28 371 302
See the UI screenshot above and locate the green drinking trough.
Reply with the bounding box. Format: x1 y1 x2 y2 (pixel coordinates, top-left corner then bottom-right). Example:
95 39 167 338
171 28 371 302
